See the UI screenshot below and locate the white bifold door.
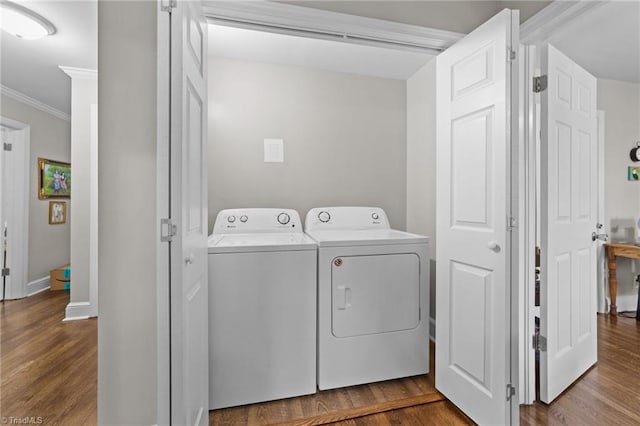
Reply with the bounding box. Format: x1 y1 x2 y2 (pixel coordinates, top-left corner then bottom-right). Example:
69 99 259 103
539 44 598 404
170 0 209 424
436 9 519 425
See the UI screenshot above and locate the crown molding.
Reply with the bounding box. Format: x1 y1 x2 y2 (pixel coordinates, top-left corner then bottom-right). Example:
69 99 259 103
521 0 609 44
59 66 98 80
203 1 464 53
0 85 70 122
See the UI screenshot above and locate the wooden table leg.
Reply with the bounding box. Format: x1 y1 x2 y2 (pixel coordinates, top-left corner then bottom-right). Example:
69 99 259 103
607 248 618 315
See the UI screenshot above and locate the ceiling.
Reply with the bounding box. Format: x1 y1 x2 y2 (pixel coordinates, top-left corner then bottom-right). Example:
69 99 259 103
0 1 97 116
0 1 638 118
283 1 550 33
548 1 640 83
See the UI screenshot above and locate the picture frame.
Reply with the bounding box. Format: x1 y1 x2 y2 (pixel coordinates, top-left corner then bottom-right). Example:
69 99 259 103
38 158 71 199
49 201 67 225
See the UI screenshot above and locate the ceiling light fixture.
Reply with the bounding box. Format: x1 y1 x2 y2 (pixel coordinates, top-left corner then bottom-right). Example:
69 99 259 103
0 0 56 40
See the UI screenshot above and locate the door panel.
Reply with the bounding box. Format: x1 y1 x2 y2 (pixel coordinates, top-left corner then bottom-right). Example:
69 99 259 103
436 9 518 425
540 44 598 404
332 254 420 337
450 261 493 392
170 0 209 424
0 128 28 300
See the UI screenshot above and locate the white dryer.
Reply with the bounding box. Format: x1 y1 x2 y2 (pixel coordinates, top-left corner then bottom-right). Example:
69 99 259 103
208 208 317 409
305 206 429 390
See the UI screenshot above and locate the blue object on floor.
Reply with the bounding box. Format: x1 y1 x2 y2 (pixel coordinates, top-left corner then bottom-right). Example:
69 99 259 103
62 267 71 290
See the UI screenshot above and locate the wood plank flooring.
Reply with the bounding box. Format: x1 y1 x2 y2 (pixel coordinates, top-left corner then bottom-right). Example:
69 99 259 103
0 290 97 425
209 370 445 426
1 290 639 425
521 313 640 426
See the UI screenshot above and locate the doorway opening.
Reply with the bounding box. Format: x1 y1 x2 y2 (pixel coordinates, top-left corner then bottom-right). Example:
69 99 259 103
0 117 30 301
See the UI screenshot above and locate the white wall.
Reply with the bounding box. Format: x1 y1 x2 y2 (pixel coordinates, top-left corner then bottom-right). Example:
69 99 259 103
599 79 640 310
0 94 70 282
63 72 97 317
98 2 157 424
208 56 407 230
406 59 437 319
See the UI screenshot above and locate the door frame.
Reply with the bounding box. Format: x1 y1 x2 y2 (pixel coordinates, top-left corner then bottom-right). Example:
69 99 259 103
156 2 171 424
520 45 538 405
156 1 605 421
0 116 30 300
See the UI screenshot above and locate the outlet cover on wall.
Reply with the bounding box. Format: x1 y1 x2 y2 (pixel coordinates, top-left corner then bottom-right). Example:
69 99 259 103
264 138 284 163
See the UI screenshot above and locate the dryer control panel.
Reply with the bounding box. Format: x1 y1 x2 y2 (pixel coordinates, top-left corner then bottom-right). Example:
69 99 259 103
213 208 302 234
305 207 390 231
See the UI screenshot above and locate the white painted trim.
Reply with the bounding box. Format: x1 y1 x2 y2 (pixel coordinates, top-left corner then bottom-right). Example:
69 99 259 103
0 116 30 301
520 1 609 44
429 317 435 343
27 276 50 296
521 44 538 406
508 13 521 422
614 294 639 314
90 104 99 318
203 1 463 53
596 111 607 314
156 6 171 425
59 66 98 80
64 301 93 321
0 85 70 122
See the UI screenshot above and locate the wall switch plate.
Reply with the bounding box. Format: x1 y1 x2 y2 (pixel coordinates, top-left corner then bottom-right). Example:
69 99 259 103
264 139 284 163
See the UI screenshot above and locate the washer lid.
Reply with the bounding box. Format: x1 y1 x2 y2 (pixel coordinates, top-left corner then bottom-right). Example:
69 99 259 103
208 232 317 253
305 229 429 247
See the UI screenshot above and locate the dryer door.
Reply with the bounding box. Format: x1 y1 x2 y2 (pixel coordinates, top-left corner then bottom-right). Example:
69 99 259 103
332 253 420 338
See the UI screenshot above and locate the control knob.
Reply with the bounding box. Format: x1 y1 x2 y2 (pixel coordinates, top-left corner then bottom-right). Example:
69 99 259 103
318 211 331 223
227 215 236 223
240 215 248 223
372 212 379 220
277 212 290 225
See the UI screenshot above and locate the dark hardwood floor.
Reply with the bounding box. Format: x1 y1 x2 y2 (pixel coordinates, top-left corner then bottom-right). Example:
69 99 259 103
0 290 96 425
1 290 638 425
520 314 640 425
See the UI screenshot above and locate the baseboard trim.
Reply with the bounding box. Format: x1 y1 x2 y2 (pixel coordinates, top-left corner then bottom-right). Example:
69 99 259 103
429 317 435 342
64 301 94 322
27 276 50 296
615 294 639 314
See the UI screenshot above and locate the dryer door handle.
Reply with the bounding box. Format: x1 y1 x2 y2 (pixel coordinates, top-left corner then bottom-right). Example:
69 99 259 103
336 286 352 310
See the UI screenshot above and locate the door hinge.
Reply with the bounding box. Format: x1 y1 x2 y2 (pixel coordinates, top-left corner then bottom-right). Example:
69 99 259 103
1 268 9 277
160 218 177 242
3 143 12 151
532 333 547 352
508 49 516 62
160 0 176 12
533 75 548 93
506 384 516 401
507 216 517 232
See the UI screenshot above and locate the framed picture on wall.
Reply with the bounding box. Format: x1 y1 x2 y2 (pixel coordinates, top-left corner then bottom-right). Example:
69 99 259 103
38 158 71 199
49 201 67 225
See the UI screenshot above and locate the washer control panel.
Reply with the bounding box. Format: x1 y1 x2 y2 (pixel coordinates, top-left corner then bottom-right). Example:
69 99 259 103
213 208 302 234
305 207 390 231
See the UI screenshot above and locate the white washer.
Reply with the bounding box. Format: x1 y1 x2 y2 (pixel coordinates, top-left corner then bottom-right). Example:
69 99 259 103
208 208 317 409
305 206 430 390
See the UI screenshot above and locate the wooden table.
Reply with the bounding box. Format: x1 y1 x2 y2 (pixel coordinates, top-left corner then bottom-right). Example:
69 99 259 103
604 243 640 315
